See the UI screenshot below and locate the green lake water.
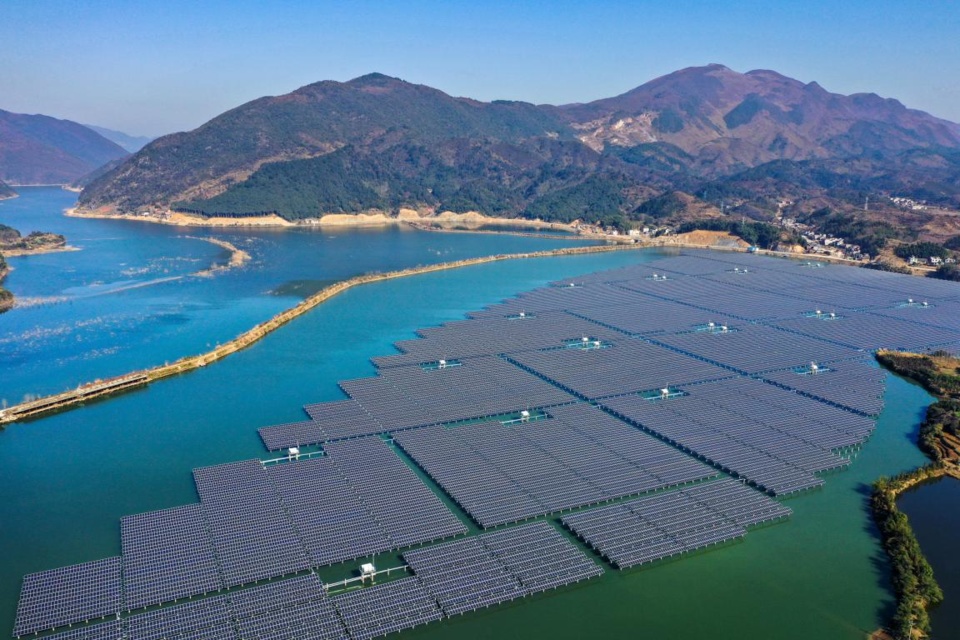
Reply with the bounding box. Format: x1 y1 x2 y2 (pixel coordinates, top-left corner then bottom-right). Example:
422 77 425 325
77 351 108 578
0 188 945 639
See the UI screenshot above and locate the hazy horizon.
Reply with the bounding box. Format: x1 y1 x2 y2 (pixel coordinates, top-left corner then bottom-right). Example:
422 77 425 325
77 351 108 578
2 0 957 138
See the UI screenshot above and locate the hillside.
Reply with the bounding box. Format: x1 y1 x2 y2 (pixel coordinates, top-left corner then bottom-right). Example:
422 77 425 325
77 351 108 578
0 110 128 184
78 66 960 247
0 179 15 200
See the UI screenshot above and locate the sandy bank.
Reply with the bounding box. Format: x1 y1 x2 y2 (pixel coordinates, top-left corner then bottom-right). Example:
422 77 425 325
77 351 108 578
187 237 251 276
2 245 80 257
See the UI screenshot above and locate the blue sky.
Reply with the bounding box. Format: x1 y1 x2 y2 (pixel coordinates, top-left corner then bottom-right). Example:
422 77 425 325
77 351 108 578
1 0 957 137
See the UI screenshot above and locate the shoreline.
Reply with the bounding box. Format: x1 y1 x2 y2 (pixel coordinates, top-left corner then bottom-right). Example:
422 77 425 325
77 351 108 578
0 242 636 425
871 350 960 639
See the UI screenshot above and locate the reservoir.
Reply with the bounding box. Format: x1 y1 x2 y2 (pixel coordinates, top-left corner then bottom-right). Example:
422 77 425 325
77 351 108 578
0 187 944 639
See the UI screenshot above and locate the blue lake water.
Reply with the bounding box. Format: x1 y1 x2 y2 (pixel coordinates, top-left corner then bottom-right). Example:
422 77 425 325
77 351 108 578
0 188 599 404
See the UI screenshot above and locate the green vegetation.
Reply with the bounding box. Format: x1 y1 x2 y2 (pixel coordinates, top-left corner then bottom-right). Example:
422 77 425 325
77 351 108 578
943 235 960 251
652 108 684 133
635 192 686 219
863 261 912 274
872 472 944 638
893 242 948 261
523 175 628 227
675 218 782 249
804 208 900 256
929 263 960 282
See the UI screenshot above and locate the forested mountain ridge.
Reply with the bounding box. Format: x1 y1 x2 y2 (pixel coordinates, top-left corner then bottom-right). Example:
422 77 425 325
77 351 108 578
77 66 960 243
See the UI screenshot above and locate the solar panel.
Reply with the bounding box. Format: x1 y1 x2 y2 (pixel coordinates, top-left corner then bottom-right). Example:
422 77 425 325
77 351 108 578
332 576 442 640
123 594 232 640
562 478 787 569
43 620 123 640
193 460 312 587
14 557 122 636
122 504 223 609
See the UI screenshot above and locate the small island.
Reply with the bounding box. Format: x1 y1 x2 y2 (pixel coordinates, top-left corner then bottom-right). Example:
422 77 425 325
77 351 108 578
0 223 69 313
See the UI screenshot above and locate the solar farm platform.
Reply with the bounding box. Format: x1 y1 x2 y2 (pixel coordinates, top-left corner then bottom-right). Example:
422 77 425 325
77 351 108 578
16 250 960 640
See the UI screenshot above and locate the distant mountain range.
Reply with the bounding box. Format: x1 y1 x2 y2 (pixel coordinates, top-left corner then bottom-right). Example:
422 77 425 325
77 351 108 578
76 65 960 246
84 125 153 153
0 109 129 185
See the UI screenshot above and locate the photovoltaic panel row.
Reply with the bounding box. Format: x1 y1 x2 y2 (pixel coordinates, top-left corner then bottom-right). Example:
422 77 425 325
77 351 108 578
124 594 233 640
193 460 312 587
692 376 877 448
508 339 733 400
562 478 789 569
231 576 346 640
44 621 123 640
562 493 742 569
466 283 647 319
867 299 960 332
266 457 394 567
332 576 442 640
13 557 122 636
323 437 469 547
370 311 624 368
547 403 719 487
357 356 575 429
477 521 604 593
403 522 602 616
338 377 436 433
650 323 859 375
260 400 385 450
759 359 887 416
121 504 224 609
772 313 960 352
395 407 715 528
569 296 742 336
601 394 826 495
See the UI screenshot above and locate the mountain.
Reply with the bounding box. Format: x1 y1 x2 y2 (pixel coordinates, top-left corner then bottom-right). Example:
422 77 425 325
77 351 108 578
78 66 960 245
0 110 129 184
84 125 154 153
0 179 15 200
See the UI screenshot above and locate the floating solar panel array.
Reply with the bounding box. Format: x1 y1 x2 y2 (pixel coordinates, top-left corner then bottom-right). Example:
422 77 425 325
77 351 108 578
266 457 393 567
231 576 345 640
650 324 859 375
562 478 789 569
508 339 732 399
395 405 715 528
121 504 223 609
322 438 468 547
20 250 960 640
343 356 574 433
370 311 624 368
601 376 869 495
13 557 122 636
43 621 122 640
332 576 441 640
194 460 312 587
124 594 233 640
758 358 886 416
403 522 602 616
773 313 960 351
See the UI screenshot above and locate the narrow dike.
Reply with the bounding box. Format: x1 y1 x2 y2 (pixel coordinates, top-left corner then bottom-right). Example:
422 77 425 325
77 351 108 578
871 350 960 639
0 243 634 426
